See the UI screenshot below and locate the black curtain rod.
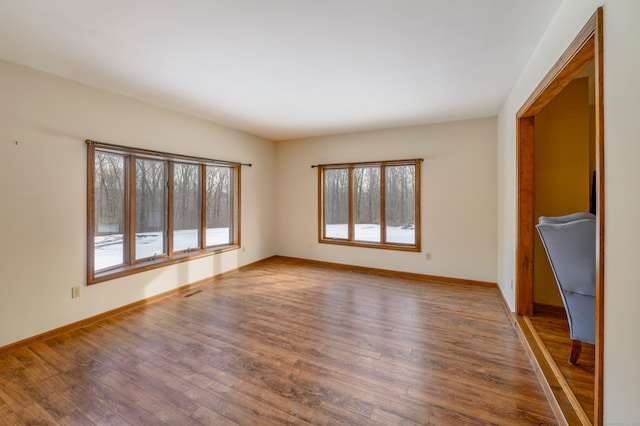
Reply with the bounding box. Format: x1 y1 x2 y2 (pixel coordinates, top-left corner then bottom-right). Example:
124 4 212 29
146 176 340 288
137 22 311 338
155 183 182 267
310 158 424 168
85 139 252 167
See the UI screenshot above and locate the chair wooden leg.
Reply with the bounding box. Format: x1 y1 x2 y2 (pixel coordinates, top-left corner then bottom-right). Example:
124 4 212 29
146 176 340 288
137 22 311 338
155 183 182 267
569 339 582 364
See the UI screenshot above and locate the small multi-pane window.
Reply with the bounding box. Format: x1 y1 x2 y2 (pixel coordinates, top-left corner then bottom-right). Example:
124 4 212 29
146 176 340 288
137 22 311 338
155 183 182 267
88 143 240 284
319 159 420 251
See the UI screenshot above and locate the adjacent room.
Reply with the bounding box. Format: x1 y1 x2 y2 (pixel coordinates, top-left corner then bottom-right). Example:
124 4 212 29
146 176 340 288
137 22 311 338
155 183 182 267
1 1 639 425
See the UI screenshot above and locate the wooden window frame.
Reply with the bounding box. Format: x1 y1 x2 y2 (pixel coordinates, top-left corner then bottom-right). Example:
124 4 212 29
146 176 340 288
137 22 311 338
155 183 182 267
318 159 421 252
87 143 241 285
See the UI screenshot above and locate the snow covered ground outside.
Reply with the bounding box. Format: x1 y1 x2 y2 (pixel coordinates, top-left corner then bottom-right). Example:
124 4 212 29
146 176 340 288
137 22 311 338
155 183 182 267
95 224 414 271
94 228 230 271
325 223 415 244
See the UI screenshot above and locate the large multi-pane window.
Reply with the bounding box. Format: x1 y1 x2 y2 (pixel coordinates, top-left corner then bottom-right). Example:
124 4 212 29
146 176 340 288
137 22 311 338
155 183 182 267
88 143 240 284
319 159 420 251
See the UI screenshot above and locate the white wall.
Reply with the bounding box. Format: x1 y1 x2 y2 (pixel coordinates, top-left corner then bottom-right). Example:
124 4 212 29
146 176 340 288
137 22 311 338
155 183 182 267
0 60 277 347
497 0 640 421
276 117 497 283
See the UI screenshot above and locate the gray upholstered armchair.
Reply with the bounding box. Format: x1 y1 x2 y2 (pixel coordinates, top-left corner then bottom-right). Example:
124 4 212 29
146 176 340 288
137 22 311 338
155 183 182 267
535 212 596 364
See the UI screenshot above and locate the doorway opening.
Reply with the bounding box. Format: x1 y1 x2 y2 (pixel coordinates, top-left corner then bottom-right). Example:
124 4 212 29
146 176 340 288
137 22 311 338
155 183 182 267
515 8 603 426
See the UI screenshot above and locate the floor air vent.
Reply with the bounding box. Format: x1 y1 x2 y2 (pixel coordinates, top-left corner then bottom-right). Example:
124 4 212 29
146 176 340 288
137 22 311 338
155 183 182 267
183 290 203 298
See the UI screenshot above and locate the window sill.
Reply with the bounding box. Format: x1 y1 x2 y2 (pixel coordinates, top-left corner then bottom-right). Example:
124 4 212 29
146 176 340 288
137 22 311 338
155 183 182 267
88 244 240 285
319 239 420 252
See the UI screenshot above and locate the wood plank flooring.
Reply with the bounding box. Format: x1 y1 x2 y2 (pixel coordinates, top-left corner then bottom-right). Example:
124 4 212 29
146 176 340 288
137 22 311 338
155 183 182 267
529 305 595 424
0 257 556 425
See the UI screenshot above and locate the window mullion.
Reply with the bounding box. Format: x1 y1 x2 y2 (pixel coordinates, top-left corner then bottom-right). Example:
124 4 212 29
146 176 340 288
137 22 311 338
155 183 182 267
126 155 135 265
348 167 354 241
200 164 206 249
167 161 174 254
380 165 386 244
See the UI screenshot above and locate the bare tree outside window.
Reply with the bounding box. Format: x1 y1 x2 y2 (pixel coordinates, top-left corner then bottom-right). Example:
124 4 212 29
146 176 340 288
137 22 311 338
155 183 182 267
135 158 167 259
206 165 232 246
385 165 416 244
353 167 381 242
173 163 201 252
324 168 349 239
94 151 125 270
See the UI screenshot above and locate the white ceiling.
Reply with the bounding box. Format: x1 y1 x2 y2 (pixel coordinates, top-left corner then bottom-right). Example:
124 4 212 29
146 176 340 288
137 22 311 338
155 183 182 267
0 0 561 141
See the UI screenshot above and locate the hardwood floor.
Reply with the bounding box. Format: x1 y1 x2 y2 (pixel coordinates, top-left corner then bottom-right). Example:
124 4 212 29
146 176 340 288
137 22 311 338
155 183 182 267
529 305 595 424
0 257 556 425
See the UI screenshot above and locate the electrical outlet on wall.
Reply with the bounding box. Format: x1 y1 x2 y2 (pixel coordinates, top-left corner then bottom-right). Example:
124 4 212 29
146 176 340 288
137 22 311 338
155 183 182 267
425 252 432 260
71 286 80 298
